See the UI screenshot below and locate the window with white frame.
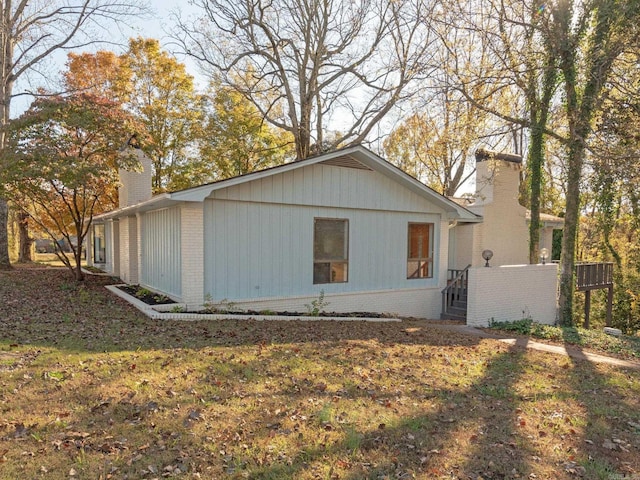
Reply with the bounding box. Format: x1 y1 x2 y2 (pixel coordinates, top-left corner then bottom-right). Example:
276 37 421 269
93 223 106 264
407 222 433 279
313 218 348 284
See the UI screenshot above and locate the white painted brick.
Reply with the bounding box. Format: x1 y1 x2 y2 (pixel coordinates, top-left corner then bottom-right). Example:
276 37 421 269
466 264 558 327
119 148 153 208
205 287 442 319
118 216 139 284
180 203 205 306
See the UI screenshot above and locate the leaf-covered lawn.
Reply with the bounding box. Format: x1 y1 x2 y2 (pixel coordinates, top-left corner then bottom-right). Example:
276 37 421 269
1 267 639 479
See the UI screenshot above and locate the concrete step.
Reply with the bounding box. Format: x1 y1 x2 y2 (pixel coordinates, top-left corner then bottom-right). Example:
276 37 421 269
445 306 467 316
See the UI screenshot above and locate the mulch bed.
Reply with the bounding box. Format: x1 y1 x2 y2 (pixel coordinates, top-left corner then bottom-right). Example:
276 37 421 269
192 309 392 318
116 284 391 317
116 284 176 305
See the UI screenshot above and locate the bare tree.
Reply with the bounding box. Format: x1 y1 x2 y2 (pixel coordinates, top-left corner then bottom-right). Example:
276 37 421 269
174 0 437 160
0 0 148 269
383 23 515 197
434 0 562 264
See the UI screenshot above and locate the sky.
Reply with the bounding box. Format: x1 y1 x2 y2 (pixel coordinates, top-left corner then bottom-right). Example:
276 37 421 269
127 0 197 48
12 0 202 116
10 1 477 192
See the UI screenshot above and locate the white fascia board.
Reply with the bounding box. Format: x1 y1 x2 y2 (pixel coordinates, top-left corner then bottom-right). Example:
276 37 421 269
93 193 174 221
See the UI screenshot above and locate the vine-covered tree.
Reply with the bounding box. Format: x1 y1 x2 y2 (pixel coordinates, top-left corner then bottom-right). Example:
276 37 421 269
549 0 640 324
579 50 640 332
436 0 640 325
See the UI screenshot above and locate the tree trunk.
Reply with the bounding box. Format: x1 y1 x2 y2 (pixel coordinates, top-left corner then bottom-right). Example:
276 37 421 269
74 254 85 281
527 123 543 264
0 198 10 269
558 139 583 325
0 40 13 270
0 80 12 269
17 212 33 262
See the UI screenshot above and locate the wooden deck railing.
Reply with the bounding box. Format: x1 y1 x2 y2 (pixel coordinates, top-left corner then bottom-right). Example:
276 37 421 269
575 262 614 328
575 262 613 291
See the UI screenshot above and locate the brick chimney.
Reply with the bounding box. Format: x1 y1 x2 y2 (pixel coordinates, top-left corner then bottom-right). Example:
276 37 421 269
118 135 153 208
473 148 522 206
461 148 528 266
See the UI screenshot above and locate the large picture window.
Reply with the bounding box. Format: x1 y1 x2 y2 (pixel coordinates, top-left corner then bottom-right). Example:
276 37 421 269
407 223 433 279
313 218 348 284
93 223 106 264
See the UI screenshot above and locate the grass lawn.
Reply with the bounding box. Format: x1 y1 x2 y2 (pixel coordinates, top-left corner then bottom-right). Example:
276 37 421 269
32 252 81 268
1 266 639 479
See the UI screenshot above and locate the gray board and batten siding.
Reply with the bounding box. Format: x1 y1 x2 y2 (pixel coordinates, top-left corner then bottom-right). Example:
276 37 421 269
203 162 446 302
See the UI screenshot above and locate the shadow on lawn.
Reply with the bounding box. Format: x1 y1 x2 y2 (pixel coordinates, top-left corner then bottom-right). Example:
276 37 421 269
2 268 639 478
238 336 640 479
225 339 538 479
561 329 640 478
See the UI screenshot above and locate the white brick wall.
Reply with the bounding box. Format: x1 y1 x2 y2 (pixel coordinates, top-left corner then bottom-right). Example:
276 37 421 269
118 216 139 284
119 218 130 283
112 220 120 277
466 264 558 327
209 287 442 319
180 203 205 307
135 213 143 286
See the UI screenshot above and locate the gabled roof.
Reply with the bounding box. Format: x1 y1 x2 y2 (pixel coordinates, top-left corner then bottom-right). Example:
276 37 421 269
96 145 481 222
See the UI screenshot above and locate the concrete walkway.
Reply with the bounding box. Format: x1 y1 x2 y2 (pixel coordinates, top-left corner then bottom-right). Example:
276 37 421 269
434 323 640 370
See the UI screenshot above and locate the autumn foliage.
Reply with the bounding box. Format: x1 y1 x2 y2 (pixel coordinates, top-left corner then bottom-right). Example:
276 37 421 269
1 94 141 280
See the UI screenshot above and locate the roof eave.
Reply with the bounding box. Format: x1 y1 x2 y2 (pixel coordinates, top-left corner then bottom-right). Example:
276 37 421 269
93 193 174 221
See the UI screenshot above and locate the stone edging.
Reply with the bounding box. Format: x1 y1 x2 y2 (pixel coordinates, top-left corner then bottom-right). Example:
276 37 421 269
105 285 401 323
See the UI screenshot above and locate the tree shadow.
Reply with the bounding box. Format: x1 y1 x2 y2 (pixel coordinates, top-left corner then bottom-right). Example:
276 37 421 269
2 268 639 478
560 328 640 478
218 339 540 479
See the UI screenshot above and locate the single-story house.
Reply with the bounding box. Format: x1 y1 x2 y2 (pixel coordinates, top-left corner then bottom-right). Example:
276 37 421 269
89 144 562 324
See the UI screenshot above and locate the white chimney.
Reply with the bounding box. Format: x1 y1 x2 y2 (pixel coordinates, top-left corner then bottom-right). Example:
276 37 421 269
473 149 522 206
118 136 153 208
462 148 529 267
